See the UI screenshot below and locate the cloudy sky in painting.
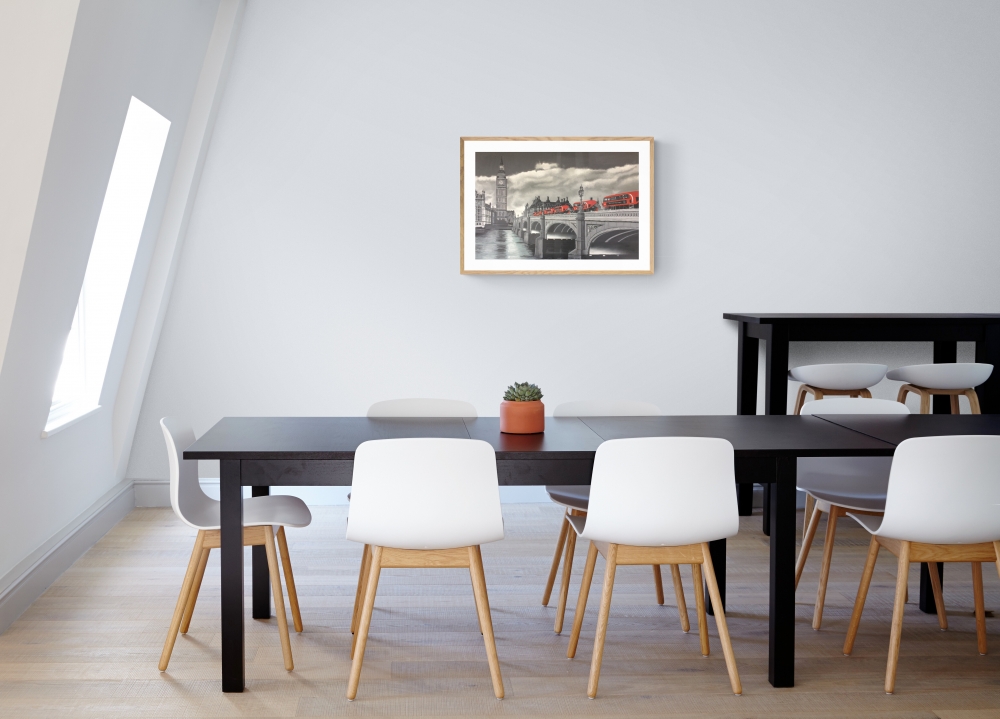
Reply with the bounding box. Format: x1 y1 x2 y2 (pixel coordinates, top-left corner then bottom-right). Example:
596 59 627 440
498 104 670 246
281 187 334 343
475 152 639 213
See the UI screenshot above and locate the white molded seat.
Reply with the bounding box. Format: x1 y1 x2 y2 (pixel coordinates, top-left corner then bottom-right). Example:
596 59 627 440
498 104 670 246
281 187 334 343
788 363 888 391
345 438 505 700
158 417 311 673
794 398 909 629
885 363 993 390
350 398 478 638
367 398 477 417
566 437 742 698
843 435 1000 694
542 400 666 634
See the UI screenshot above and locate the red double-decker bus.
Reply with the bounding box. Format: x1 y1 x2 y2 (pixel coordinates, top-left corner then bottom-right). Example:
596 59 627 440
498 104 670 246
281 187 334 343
602 191 639 210
572 199 599 212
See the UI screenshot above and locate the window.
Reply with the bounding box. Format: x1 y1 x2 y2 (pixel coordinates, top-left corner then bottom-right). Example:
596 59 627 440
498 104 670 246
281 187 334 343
46 96 170 434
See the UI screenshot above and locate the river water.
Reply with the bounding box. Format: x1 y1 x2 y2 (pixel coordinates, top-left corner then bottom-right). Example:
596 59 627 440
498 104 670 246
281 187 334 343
475 228 534 259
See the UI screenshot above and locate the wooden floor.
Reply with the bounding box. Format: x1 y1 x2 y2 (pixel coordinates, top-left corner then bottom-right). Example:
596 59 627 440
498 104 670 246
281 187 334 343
0 504 997 718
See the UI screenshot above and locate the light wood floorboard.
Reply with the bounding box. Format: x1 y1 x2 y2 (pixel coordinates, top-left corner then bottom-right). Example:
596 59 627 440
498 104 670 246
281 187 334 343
0 505 996 717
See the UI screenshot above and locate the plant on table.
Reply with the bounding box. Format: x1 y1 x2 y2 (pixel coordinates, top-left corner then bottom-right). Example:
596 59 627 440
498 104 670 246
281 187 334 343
500 382 545 434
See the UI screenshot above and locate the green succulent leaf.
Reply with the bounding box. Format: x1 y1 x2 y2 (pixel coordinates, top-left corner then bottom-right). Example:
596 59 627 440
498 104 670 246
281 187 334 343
503 382 543 402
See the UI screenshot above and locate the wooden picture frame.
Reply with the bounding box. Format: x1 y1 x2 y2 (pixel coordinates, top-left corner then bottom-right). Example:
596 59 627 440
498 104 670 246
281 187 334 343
460 137 654 275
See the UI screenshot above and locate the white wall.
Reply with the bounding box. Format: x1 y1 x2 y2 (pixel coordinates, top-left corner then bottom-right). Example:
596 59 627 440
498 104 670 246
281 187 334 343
0 1 219 593
127 0 1000 498
0 0 79 376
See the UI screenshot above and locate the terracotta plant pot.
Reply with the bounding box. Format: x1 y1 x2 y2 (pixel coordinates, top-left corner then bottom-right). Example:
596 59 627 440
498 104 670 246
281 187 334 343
500 400 545 434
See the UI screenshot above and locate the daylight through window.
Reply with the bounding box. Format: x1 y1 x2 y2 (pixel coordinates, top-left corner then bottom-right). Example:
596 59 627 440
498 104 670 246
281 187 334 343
47 96 170 432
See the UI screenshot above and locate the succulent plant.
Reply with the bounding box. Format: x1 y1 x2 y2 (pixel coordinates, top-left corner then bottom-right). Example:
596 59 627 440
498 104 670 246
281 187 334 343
503 382 543 402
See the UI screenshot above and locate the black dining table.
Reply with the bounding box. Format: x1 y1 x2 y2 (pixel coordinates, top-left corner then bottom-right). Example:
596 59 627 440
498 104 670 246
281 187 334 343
724 312 1000 612
184 413 1000 693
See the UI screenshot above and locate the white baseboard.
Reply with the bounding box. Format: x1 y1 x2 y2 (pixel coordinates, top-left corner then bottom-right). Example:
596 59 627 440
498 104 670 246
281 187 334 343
0 478 135 634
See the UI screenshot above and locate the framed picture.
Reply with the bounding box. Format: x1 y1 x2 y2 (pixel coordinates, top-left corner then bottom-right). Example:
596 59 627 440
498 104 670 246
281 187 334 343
460 137 653 275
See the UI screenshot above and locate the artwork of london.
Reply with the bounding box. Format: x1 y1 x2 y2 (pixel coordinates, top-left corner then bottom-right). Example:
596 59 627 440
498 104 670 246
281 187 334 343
460 137 653 274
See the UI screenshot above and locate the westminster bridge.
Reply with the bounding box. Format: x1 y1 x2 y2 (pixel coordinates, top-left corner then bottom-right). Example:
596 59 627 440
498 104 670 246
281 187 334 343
511 209 640 259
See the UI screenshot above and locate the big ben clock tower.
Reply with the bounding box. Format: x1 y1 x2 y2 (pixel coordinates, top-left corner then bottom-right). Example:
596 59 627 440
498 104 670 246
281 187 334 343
496 156 507 211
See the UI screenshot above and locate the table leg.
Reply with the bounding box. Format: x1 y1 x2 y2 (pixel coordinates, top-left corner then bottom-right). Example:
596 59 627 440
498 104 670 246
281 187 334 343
252 486 270 619
975 324 1000 414
769 458 796 688
705 538 725 616
919 562 944 615
736 484 754 516
916 342 958 613
763 325 788 536
220 460 244 692
736 324 759 517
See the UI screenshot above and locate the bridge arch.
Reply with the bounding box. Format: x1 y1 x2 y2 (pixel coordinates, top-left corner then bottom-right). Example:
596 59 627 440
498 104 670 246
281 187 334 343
587 226 639 258
544 222 577 241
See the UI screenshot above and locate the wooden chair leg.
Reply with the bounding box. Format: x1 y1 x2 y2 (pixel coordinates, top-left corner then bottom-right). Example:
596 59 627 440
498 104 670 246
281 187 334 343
653 565 664 605
469 546 504 699
994 541 1000 581
351 544 371 635
554 519 578 634
885 541 910 694
276 527 303 633
180 547 210 634
814 506 840 629
263 526 293 671
802 492 815 544
692 563 709 657
859 388 872 398
587 543 618 699
796 504 822 590
895 385 909 405
928 560 947 630
568 540 598 658
844 535 880 655
793 385 809 415
972 562 987 655
919 390 931 415
702 543 742 695
542 512 571 606
967 389 982 414
670 564 690 633
950 394 961 414
347 545 382 700
159 530 206 671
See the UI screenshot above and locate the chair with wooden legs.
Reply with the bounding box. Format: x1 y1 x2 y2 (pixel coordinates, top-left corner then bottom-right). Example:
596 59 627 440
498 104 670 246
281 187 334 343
843 434 1000 694
795 398 911 629
565 437 742 698
346 437 505 701
790 364 889 543
544 401 689 636
886 363 993 414
158 417 311 672
348 398 478 637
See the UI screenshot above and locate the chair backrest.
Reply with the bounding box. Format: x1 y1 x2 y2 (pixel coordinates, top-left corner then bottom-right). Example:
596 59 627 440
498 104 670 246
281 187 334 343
553 400 661 417
581 437 739 546
347 438 503 549
877 435 1000 544
800 398 910 415
367 398 477 418
160 417 218 530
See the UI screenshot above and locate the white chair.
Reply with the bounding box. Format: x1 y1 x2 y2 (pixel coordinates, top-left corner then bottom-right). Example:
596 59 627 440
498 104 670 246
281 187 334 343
795 398 911 629
544 401 684 636
349 398 477 637
789 363 888 415
346 438 505 700
565 437 742 698
887 363 993 414
843 435 1000 694
158 417 311 672
367 398 478 417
